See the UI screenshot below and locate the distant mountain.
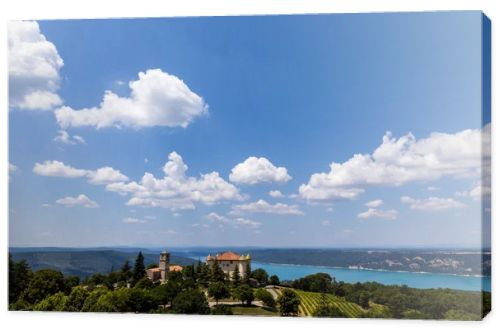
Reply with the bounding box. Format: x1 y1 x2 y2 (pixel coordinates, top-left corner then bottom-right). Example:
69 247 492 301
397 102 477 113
247 248 490 276
9 248 195 278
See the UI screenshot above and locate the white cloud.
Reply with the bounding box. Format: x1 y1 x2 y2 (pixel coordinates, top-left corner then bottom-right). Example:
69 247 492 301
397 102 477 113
55 194 99 208
9 163 18 173
326 207 334 212
269 190 284 198
365 199 383 208
231 199 304 216
54 69 208 129
8 21 63 110
206 212 230 223
229 157 291 185
427 186 440 191
106 152 242 210
321 220 332 226
33 160 88 178
87 167 129 185
144 215 156 220
122 217 147 224
205 213 261 229
53 130 86 145
456 182 491 201
400 196 466 211
234 218 262 229
357 208 397 220
299 127 486 201
33 160 128 185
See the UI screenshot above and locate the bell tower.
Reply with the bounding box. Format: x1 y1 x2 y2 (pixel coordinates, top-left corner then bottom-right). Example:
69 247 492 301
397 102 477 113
159 250 170 283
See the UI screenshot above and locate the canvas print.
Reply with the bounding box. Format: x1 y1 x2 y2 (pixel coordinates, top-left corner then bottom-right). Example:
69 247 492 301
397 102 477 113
8 11 491 320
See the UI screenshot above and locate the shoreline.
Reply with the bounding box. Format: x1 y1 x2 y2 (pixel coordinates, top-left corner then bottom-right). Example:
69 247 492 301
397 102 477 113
252 261 490 279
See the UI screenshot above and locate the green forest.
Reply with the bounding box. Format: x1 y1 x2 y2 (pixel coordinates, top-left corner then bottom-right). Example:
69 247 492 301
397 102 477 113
9 252 490 320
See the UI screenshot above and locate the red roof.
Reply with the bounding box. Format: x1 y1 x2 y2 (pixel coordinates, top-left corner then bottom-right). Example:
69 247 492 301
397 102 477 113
215 251 241 261
169 265 183 272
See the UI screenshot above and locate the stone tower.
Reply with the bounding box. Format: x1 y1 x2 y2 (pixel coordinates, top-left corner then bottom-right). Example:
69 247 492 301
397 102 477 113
159 250 170 283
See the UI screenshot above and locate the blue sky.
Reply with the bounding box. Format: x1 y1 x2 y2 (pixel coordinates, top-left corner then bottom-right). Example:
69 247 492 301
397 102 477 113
9 12 490 248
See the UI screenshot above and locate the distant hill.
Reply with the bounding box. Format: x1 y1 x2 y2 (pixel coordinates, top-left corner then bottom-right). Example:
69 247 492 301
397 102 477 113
9 248 195 278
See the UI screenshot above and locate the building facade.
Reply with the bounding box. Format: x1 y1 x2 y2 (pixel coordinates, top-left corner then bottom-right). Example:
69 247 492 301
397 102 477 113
146 250 183 283
206 251 251 280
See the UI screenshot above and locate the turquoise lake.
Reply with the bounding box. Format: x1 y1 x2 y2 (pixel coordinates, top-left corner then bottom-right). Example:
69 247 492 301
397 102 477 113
252 261 491 292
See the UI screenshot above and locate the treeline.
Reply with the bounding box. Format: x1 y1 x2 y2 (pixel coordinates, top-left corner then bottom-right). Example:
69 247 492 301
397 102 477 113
286 273 490 320
9 253 298 316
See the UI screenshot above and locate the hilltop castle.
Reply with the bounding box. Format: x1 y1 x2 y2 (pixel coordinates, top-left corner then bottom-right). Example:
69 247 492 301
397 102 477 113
206 251 251 280
146 250 183 283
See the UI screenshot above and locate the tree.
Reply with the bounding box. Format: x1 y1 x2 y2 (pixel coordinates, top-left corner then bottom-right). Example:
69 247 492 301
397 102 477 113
313 293 344 317
269 275 280 286
63 276 80 293
255 288 276 309
232 284 254 306
134 277 155 289
81 286 109 312
132 252 146 285
210 259 225 282
277 289 300 316
171 289 210 314
211 305 233 315
65 286 89 311
208 282 230 305
231 265 241 286
251 268 269 286
359 291 370 309
125 288 155 313
120 260 132 282
291 273 333 293
152 279 182 306
9 255 33 304
34 292 68 311
22 269 65 305
244 261 251 283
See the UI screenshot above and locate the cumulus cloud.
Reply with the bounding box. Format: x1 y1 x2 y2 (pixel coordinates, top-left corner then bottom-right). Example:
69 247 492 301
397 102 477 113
106 151 242 210
8 21 63 110
33 160 88 178
205 212 261 229
229 157 291 185
206 212 230 223
55 194 99 208
54 69 208 129
53 130 86 145
230 199 304 216
87 167 129 185
299 127 487 201
357 208 397 220
33 160 128 185
269 190 284 198
401 196 465 211
365 199 383 208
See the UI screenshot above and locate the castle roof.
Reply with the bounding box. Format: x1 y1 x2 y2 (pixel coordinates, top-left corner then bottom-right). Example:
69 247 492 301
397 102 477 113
208 251 250 261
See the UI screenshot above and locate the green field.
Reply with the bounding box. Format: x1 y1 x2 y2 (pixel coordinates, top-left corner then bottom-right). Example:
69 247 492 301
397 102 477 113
294 290 367 317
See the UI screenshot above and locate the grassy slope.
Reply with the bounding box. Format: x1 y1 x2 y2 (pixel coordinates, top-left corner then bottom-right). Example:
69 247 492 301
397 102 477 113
230 305 279 316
